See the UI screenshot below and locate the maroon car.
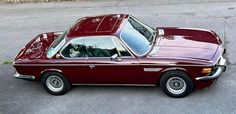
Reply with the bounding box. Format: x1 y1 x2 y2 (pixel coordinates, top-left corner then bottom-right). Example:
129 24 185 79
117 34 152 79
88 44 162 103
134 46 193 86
13 14 226 98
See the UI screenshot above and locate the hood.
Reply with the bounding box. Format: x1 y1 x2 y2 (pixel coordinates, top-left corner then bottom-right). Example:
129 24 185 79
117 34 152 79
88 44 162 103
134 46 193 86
149 27 221 61
14 32 63 61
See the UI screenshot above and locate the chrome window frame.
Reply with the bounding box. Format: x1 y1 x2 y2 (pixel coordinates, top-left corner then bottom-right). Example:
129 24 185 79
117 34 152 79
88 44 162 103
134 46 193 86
46 17 86 59
46 36 66 59
59 35 135 59
112 36 134 58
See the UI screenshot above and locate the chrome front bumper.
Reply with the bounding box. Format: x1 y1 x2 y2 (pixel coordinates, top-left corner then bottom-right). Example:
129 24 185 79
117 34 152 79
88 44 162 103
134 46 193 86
13 72 35 80
195 56 226 81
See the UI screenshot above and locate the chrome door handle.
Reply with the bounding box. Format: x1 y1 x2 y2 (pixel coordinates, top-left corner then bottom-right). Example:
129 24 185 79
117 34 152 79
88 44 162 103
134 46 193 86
89 65 95 69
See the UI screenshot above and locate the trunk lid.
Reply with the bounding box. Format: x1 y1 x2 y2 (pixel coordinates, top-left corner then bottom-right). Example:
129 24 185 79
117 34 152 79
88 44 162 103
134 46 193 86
14 32 62 60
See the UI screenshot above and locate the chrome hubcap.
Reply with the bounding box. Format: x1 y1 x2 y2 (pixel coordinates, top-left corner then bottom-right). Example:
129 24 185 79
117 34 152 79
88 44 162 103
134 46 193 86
166 77 186 95
46 76 64 92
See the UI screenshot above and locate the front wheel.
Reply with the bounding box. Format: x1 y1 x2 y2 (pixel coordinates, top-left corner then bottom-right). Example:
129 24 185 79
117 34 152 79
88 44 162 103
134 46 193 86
160 71 194 98
41 72 71 95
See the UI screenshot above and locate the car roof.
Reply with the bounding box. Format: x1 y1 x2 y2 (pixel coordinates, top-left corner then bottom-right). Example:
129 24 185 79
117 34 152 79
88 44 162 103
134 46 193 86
66 14 129 38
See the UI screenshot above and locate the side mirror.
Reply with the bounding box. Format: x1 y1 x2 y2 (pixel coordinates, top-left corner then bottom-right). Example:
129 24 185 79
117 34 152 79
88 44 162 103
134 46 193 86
55 54 61 59
111 54 122 62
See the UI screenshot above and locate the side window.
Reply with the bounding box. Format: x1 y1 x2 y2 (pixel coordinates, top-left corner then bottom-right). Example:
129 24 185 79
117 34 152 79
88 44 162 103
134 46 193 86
61 36 124 58
61 42 88 58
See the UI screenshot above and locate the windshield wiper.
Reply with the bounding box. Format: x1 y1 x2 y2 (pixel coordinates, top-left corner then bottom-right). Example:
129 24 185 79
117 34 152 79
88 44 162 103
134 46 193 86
141 31 157 54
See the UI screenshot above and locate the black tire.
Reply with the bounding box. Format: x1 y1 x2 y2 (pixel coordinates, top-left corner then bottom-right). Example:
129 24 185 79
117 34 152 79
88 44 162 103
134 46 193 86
160 71 194 98
41 72 71 95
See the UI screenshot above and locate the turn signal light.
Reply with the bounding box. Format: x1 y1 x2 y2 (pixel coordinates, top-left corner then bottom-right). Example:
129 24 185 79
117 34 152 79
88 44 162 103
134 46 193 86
202 68 212 74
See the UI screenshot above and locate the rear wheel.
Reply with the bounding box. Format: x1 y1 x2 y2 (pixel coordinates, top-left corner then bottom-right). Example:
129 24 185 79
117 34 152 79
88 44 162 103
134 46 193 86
41 72 71 95
160 71 194 98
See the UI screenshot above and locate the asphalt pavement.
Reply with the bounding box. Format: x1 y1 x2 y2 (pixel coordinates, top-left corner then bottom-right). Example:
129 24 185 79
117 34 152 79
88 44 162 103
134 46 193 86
0 0 236 114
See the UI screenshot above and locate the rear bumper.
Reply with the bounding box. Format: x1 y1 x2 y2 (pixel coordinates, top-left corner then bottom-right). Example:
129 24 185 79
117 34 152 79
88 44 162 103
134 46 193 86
195 56 226 81
13 72 35 80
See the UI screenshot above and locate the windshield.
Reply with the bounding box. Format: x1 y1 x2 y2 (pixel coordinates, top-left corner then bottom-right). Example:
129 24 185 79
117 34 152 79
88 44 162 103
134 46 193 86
120 16 155 56
47 32 66 58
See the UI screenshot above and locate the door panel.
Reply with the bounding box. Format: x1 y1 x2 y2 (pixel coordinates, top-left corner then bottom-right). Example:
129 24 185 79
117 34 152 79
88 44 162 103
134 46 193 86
87 57 151 84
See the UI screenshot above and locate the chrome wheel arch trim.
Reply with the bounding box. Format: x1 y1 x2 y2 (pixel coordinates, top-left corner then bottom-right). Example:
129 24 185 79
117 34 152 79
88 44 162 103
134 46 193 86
40 69 63 75
161 67 188 73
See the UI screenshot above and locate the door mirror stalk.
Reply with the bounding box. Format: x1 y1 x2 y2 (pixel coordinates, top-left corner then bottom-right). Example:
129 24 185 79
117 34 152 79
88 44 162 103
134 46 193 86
111 54 122 62
55 54 61 59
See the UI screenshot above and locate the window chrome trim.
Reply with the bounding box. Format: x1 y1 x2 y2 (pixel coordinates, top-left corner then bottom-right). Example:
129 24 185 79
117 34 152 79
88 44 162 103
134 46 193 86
112 36 135 58
59 37 89 60
111 38 122 56
59 35 135 59
47 17 88 59
46 32 66 59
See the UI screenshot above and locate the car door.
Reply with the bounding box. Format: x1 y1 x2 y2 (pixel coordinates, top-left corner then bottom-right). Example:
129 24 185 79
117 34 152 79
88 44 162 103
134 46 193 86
59 39 90 84
84 36 149 84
